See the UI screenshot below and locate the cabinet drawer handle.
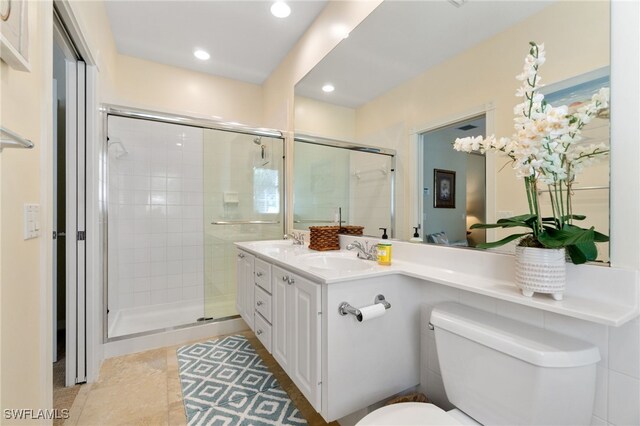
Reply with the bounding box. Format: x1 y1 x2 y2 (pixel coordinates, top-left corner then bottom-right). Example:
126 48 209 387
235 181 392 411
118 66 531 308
282 275 289 281
257 301 264 306
256 329 263 336
238 253 245 258
256 272 263 277
288 277 295 285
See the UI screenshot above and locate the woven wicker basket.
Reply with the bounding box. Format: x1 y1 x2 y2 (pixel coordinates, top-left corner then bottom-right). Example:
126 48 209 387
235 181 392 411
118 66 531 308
339 225 364 236
309 226 340 251
384 392 430 406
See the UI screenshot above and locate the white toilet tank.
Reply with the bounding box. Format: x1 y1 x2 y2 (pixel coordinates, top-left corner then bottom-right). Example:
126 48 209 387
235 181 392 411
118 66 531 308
431 303 600 426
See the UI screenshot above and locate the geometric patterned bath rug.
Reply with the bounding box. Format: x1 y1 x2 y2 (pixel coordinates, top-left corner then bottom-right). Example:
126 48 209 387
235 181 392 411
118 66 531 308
178 334 308 425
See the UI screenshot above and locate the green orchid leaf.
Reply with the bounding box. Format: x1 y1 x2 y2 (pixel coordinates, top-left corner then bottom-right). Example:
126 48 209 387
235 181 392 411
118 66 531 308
593 230 610 242
566 241 598 264
470 222 531 230
497 214 536 223
538 226 596 248
566 244 588 264
475 232 531 249
563 214 586 221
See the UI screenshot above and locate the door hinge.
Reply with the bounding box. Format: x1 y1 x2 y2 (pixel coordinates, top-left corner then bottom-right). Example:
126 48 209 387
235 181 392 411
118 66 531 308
77 231 86 241
53 231 57 239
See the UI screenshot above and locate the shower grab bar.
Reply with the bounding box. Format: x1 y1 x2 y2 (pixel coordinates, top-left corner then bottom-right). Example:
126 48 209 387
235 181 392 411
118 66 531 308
211 220 281 225
1 127 35 152
294 219 345 224
537 185 609 194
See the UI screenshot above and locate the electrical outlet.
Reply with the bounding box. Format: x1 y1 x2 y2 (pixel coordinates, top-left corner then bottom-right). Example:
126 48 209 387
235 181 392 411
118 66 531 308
24 204 40 240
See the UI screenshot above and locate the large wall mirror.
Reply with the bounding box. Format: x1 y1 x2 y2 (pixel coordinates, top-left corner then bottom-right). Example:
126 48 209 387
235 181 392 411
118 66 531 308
294 0 611 263
293 134 396 238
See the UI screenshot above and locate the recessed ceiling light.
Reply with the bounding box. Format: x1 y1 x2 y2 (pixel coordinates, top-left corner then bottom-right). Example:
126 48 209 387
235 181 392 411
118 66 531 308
193 49 210 61
322 84 335 93
332 24 350 40
271 1 291 18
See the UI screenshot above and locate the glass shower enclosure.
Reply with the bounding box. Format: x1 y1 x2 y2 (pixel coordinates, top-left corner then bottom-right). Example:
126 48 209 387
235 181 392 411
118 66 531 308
105 107 284 339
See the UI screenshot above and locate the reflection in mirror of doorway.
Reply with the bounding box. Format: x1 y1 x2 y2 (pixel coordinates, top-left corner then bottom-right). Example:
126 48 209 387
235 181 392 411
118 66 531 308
421 116 486 248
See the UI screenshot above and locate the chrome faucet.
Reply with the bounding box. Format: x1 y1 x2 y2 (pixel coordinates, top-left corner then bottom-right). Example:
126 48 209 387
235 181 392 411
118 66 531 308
346 240 378 261
284 232 305 245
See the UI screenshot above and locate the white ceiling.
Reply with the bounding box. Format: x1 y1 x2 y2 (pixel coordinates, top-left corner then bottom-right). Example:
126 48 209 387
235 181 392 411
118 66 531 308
105 0 328 84
296 1 555 108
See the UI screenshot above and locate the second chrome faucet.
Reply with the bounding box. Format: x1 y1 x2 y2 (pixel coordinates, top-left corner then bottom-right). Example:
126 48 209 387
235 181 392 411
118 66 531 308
346 240 377 260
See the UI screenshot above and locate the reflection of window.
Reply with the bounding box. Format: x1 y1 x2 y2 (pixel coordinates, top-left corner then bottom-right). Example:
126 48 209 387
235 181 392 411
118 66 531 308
253 168 280 214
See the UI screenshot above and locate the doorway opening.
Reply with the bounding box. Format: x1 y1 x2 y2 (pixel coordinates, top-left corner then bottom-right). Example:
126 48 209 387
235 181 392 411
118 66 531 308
419 115 487 247
52 5 87 413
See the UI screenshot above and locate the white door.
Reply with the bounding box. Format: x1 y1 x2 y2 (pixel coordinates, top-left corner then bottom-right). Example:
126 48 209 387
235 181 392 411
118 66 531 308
65 59 87 385
52 80 58 363
272 265 291 371
290 273 321 411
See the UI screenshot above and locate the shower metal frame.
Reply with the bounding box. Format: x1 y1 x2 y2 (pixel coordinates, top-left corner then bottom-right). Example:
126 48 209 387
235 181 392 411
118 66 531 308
293 133 397 238
101 104 286 343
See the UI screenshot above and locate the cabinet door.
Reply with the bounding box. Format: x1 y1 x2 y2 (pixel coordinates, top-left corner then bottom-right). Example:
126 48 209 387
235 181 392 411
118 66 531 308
290 273 322 411
272 265 291 371
236 250 255 330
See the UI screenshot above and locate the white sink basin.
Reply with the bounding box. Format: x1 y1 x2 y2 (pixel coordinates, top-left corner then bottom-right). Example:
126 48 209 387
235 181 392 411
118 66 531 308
299 252 375 272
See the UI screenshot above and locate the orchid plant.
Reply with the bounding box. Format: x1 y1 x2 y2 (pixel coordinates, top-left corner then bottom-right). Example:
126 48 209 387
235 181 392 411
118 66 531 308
454 42 610 264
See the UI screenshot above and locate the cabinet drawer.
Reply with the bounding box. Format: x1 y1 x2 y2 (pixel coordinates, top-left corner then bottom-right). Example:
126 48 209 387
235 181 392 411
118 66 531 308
254 312 272 353
254 285 272 323
254 258 272 293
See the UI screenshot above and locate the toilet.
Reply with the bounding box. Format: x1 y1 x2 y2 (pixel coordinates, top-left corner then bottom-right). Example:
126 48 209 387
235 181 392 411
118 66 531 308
358 302 601 425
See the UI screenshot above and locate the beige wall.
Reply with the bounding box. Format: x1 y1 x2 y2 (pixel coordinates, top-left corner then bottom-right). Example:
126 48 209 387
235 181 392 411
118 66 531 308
115 55 263 126
294 95 356 141
0 0 53 418
70 0 263 126
355 1 610 241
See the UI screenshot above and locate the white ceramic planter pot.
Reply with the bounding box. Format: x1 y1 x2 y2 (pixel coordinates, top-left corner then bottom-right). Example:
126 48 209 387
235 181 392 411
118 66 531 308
515 246 566 301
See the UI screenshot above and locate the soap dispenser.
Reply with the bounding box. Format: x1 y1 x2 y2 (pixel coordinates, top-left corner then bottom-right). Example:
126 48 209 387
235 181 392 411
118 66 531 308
410 226 422 243
377 228 392 266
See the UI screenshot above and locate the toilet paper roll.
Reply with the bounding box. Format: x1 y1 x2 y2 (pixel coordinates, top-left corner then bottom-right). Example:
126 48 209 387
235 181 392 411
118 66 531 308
356 303 386 322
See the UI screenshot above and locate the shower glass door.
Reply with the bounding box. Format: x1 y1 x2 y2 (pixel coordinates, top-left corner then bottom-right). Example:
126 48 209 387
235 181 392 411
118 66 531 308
203 130 284 320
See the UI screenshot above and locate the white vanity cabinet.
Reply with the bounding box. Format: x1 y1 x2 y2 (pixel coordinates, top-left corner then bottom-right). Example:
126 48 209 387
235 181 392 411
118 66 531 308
272 265 322 411
253 258 273 352
236 250 255 330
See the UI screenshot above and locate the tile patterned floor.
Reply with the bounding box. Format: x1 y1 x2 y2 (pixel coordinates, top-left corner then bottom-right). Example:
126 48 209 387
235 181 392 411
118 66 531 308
65 330 338 426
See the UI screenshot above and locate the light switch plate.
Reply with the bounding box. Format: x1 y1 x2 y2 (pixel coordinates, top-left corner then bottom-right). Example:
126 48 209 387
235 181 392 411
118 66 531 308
24 203 40 240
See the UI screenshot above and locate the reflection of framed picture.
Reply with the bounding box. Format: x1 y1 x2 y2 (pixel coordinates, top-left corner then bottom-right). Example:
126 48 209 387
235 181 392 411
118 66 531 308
434 169 455 208
0 0 30 72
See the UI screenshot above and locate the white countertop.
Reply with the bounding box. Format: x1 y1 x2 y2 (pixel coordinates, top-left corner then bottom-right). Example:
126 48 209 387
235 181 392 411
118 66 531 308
235 238 639 327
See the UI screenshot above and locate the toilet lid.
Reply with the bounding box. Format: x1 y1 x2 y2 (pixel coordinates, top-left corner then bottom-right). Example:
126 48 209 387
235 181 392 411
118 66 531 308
357 403 462 425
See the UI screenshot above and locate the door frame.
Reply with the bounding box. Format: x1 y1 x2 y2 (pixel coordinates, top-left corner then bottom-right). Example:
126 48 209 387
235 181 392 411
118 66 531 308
51 0 100 385
411 104 496 243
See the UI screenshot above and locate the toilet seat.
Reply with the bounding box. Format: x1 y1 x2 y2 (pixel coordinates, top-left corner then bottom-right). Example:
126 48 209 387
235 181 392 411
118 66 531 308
357 403 462 425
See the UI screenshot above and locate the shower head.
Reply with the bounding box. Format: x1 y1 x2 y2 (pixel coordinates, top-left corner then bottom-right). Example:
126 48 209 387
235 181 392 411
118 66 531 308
253 137 262 145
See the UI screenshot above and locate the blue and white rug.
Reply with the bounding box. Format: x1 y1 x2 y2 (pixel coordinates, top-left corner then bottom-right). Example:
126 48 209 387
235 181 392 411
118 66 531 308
178 335 308 426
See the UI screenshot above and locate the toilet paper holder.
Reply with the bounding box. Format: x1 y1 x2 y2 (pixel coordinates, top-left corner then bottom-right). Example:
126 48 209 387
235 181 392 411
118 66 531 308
338 294 391 321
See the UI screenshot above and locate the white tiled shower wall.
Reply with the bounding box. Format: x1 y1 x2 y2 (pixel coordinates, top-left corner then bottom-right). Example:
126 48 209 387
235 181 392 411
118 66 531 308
419 287 640 426
107 117 204 316
349 150 392 236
